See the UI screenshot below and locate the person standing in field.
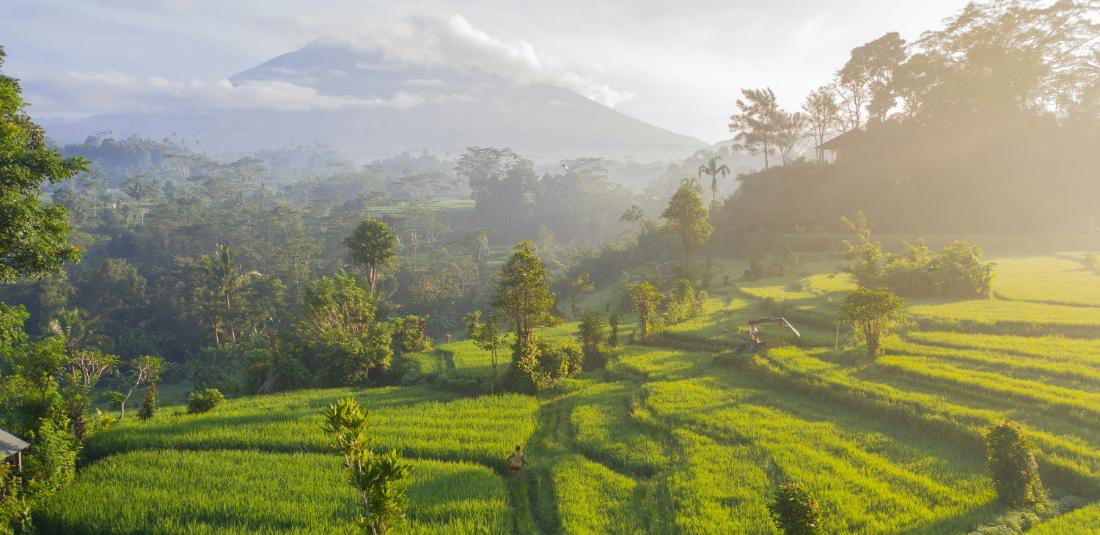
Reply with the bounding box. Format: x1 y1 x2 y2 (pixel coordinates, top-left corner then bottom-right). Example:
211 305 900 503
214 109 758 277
508 445 529 477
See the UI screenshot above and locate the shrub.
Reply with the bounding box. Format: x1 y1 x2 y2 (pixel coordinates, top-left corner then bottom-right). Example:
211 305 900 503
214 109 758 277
577 311 609 369
985 421 1045 507
137 384 158 420
509 338 583 392
842 212 994 298
745 252 800 281
608 314 621 347
769 482 820 534
664 279 703 324
837 288 906 359
1084 253 1100 273
187 388 224 414
392 315 431 354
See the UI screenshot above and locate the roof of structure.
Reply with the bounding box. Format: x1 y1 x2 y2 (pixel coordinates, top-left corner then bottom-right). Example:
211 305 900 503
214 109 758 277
0 430 30 458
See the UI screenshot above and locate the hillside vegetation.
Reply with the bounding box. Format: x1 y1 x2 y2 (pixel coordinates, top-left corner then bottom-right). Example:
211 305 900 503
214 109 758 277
33 253 1100 533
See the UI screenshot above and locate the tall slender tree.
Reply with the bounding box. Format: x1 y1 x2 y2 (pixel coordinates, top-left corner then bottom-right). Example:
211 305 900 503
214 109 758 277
729 88 780 170
697 155 731 209
773 111 808 165
803 87 840 162
492 241 556 355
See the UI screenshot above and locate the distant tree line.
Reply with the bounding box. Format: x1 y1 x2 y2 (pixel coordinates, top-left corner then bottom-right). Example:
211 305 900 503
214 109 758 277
716 0 1099 244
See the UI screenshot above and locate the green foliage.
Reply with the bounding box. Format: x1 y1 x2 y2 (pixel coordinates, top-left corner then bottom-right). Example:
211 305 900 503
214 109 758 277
511 337 583 392
117 355 161 420
746 252 800 281
462 311 507 390
628 282 663 339
392 315 431 354
664 279 703 325
608 314 621 347
493 240 556 361
186 388 224 414
985 421 1044 508
577 311 608 365
345 218 398 294
661 180 712 273
840 211 884 288
881 240 995 298
137 384 157 420
22 416 79 500
296 272 393 385
0 47 87 283
769 482 821 535
322 397 411 533
0 462 27 533
836 288 905 359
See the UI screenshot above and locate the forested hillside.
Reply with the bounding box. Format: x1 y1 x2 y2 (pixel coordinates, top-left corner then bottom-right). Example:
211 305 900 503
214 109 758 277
2 0 1100 533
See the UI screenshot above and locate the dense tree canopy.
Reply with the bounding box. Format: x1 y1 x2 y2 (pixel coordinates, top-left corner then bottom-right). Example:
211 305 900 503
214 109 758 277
0 47 87 283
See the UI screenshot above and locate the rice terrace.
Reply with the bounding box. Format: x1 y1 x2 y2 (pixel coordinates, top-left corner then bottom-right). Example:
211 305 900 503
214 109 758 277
1 0 1099 534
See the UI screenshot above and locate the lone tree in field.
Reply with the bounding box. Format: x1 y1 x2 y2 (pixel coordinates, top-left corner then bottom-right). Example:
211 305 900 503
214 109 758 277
661 180 712 275
769 482 821 535
985 420 1045 507
117 355 163 420
323 398 411 535
464 311 507 393
493 241 556 357
345 218 398 294
629 282 664 339
836 287 905 359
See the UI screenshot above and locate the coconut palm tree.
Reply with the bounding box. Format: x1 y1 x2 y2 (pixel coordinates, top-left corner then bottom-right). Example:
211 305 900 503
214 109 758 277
697 156 731 209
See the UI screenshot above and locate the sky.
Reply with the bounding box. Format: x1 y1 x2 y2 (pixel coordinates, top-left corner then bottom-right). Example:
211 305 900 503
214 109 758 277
1 0 971 143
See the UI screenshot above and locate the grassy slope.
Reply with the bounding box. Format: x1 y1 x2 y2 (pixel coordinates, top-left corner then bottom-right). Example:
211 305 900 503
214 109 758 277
39 254 1100 533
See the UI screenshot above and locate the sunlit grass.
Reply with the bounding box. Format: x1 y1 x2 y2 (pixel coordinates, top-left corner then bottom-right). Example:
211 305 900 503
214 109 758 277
35 450 511 534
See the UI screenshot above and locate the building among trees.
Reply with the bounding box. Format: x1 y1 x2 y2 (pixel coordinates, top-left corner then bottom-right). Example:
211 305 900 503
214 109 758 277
0 430 30 472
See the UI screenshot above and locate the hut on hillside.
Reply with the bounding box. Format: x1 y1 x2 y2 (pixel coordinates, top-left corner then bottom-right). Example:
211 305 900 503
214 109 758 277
817 128 866 164
0 430 30 472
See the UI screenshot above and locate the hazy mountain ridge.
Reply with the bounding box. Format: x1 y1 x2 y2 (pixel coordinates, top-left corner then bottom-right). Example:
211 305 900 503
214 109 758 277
43 41 706 162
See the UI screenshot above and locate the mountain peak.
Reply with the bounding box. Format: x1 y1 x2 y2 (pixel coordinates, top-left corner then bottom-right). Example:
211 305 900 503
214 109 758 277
45 40 705 162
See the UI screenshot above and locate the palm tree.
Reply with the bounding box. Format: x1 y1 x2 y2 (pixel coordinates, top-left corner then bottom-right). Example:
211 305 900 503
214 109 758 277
203 244 259 345
697 156 731 209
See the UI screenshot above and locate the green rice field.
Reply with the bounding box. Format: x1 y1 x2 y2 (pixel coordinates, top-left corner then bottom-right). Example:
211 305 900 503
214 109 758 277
35 254 1100 533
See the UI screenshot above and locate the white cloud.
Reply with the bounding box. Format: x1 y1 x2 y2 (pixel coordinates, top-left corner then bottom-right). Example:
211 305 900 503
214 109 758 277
328 14 634 108
26 71 431 116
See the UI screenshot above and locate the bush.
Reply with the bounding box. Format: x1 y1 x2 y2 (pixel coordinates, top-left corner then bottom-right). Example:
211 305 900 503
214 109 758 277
1084 253 1100 273
881 240 994 298
769 482 820 534
577 311 608 359
745 252 800 281
664 279 703 324
985 420 1045 507
137 384 158 420
187 388 224 414
392 315 431 354
509 338 583 392
837 288 906 359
